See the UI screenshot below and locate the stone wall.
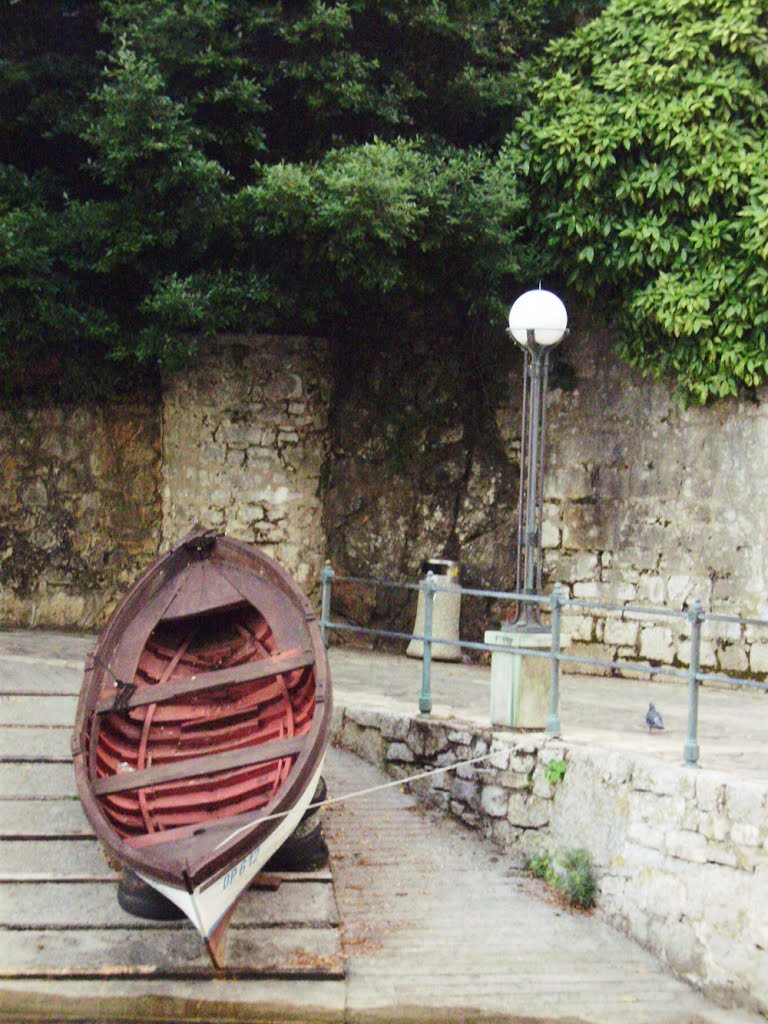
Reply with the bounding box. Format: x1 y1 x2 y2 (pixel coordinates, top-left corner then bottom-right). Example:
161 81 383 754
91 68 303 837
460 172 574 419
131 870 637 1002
322 331 517 639
539 327 768 678
543 328 768 618
4 324 768 673
0 401 161 629
536 327 768 675
335 705 768 1014
322 324 768 678
162 335 331 590
0 334 330 629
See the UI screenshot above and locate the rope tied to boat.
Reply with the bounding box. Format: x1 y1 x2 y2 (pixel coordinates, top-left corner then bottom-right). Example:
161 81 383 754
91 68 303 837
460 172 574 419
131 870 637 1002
214 750 497 851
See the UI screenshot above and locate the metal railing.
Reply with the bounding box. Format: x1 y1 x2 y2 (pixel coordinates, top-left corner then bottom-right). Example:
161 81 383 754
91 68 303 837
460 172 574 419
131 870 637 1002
319 565 768 767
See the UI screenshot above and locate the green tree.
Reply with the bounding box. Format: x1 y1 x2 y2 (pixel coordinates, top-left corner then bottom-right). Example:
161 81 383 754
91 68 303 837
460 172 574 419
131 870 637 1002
512 0 768 402
1 0 592 393
0 2 116 394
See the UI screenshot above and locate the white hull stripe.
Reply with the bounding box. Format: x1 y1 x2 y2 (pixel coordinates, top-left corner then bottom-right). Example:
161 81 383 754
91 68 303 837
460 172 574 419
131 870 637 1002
137 759 325 939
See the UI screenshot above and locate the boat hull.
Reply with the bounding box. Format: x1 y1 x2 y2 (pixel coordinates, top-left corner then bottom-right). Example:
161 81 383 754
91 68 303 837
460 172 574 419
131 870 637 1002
72 527 332 967
139 758 324 939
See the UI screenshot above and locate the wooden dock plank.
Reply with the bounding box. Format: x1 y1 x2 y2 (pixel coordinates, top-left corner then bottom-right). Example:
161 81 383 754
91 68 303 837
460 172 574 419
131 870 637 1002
0 837 335 882
0 839 112 880
0 799 91 838
0 763 77 800
0 926 344 979
0 660 81 695
0 632 92 662
0 696 77 728
0 727 72 762
0 879 338 929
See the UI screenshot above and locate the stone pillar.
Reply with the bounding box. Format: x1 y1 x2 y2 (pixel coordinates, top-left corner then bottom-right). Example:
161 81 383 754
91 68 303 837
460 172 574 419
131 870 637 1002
484 629 552 729
161 335 330 590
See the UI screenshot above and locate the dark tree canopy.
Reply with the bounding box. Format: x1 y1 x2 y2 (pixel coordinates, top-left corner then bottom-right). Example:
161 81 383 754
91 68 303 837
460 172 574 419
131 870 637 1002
1 0 583 395
7 0 766 404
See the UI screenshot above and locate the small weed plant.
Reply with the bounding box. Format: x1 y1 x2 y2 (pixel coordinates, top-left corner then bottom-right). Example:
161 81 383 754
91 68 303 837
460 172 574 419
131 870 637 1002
544 757 567 785
527 847 596 910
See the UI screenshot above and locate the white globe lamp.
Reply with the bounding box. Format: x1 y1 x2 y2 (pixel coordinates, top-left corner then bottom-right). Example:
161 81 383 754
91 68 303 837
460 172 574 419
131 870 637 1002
508 288 568 348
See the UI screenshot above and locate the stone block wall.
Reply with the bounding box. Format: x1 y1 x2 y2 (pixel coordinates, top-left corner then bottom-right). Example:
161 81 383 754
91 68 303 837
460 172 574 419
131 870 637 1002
4 323 768 671
334 705 768 1014
161 334 331 589
0 334 330 629
0 402 161 628
536 328 768 681
323 323 768 680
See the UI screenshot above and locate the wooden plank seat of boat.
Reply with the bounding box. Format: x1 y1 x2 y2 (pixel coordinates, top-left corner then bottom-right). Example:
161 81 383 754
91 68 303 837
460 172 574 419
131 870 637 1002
94 647 315 714
93 734 306 796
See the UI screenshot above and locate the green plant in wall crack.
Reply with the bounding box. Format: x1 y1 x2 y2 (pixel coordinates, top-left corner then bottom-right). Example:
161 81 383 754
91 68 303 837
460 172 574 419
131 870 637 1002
544 757 566 786
526 847 596 910
527 851 557 886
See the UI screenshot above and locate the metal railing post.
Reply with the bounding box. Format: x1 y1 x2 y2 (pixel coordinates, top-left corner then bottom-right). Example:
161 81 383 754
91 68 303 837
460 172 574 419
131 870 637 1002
320 562 334 648
419 571 436 714
684 598 702 766
546 583 563 736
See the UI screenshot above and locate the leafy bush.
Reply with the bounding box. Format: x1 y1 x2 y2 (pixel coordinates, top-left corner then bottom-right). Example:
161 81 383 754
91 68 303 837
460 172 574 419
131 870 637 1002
527 847 597 909
515 0 768 403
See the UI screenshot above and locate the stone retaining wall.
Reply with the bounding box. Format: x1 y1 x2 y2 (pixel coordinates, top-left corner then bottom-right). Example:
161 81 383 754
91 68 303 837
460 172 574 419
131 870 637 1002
334 705 768 1015
0 402 161 628
4 326 768 686
162 334 330 590
539 329 768 682
323 324 768 682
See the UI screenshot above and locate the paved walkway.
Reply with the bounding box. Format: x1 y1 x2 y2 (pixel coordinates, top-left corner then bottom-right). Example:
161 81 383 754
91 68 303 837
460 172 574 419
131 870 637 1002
324 748 760 1024
331 645 768 780
0 629 765 1023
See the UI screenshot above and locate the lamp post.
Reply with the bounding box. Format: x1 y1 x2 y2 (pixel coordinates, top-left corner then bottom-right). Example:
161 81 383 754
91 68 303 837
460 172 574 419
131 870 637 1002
506 287 568 632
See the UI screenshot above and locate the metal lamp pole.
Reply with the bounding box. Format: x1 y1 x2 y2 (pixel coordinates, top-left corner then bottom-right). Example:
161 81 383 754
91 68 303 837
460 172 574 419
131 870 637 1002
506 288 568 632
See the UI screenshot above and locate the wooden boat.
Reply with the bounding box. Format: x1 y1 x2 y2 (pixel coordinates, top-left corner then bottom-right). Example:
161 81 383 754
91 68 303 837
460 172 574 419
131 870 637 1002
72 527 331 968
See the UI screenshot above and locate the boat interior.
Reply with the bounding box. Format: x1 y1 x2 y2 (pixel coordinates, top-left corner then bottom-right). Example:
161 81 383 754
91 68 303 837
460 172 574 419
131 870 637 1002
89 601 317 844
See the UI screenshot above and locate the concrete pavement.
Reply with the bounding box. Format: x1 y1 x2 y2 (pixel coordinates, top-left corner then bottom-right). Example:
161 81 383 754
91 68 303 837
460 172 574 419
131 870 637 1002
330 644 768 780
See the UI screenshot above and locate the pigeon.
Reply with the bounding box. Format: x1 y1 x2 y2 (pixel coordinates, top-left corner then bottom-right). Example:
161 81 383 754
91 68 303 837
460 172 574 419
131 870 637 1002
646 702 664 731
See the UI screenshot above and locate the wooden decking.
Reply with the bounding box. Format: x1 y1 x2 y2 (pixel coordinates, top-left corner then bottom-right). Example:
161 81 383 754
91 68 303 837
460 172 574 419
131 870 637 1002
0 643 343 982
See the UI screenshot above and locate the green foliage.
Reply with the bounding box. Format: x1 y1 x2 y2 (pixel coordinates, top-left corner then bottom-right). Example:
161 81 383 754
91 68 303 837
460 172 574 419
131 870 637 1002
557 848 597 908
2 0 588 393
544 757 567 785
527 847 596 908
514 0 768 403
527 851 556 883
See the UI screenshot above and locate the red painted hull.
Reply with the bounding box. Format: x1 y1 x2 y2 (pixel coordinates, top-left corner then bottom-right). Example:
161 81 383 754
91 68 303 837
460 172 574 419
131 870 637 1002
72 528 331 963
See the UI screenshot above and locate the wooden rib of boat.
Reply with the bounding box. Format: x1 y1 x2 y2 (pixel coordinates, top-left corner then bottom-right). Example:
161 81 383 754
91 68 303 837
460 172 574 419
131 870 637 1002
72 527 332 968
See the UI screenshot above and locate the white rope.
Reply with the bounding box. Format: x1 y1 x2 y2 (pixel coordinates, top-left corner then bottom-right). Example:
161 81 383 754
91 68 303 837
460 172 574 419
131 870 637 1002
214 750 494 850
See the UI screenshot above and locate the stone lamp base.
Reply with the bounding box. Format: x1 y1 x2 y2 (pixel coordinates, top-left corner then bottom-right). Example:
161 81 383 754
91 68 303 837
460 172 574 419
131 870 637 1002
485 629 554 729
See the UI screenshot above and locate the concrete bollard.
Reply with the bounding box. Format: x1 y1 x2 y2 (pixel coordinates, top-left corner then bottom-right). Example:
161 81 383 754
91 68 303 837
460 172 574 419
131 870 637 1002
406 559 462 662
